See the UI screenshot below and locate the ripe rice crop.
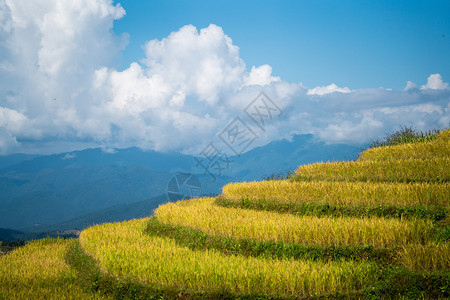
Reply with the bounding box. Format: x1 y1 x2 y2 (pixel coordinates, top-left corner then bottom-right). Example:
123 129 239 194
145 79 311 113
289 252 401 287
294 157 449 182
359 131 449 161
368 127 446 149
145 217 398 263
155 198 434 248
80 218 379 298
398 243 449 272
222 180 449 207
0 238 107 299
215 197 447 222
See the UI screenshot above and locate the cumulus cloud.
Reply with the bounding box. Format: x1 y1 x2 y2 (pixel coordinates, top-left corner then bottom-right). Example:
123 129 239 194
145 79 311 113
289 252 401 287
245 65 281 86
141 24 246 105
421 74 449 90
0 0 449 155
404 81 417 91
0 0 127 151
307 83 352 96
0 129 18 154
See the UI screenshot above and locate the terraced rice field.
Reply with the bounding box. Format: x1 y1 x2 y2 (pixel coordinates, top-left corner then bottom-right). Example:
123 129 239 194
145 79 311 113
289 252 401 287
294 157 449 182
80 218 379 297
358 130 450 161
1 129 449 298
0 238 109 299
222 180 449 207
155 198 434 248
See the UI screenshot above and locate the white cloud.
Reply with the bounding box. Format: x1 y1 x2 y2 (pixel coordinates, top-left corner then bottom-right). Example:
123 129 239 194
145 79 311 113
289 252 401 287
0 107 41 138
142 24 245 105
0 0 128 152
101 147 117 154
404 81 417 90
245 65 280 86
0 128 18 154
313 102 448 144
89 24 301 153
318 118 384 144
62 153 76 160
307 83 352 95
421 73 449 90
0 0 449 155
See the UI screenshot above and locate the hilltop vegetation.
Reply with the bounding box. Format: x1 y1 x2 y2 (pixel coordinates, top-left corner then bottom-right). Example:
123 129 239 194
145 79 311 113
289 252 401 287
0 129 449 299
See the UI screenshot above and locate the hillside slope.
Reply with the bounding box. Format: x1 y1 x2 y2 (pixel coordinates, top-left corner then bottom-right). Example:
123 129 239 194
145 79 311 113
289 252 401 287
1 129 448 299
0 134 361 230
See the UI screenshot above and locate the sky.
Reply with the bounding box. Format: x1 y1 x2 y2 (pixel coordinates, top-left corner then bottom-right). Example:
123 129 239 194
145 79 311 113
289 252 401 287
0 0 449 155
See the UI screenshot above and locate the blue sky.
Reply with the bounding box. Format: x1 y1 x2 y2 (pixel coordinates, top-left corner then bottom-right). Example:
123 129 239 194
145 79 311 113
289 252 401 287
113 0 450 90
0 0 449 155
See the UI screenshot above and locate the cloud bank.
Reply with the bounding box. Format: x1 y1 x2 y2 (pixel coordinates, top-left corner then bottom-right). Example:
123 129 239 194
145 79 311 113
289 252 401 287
0 0 449 155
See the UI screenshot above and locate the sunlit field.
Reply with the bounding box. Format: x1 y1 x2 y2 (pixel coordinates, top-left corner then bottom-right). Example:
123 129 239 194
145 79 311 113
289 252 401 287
222 180 449 207
1 0 449 297
1 128 448 298
156 197 434 248
80 218 379 298
294 157 449 182
0 238 108 300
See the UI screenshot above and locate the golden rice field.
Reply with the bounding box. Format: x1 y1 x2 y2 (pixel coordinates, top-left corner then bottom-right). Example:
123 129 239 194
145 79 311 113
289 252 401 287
398 242 450 272
0 238 109 300
295 157 449 182
222 180 449 207
1 129 448 298
80 218 379 298
155 198 434 248
358 129 450 161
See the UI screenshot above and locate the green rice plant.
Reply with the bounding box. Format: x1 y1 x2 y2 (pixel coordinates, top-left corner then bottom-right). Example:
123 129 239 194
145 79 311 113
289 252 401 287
155 198 434 248
215 197 447 221
0 238 108 299
293 157 450 182
366 267 449 299
79 218 379 298
222 180 449 207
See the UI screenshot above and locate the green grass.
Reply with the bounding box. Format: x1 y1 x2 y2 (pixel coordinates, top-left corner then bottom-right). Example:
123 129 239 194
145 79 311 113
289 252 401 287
366 267 449 299
215 196 447 221
368 127 442 148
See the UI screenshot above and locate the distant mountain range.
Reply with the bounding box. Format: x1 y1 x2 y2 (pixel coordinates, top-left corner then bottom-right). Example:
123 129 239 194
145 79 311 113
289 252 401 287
0 134 363 239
